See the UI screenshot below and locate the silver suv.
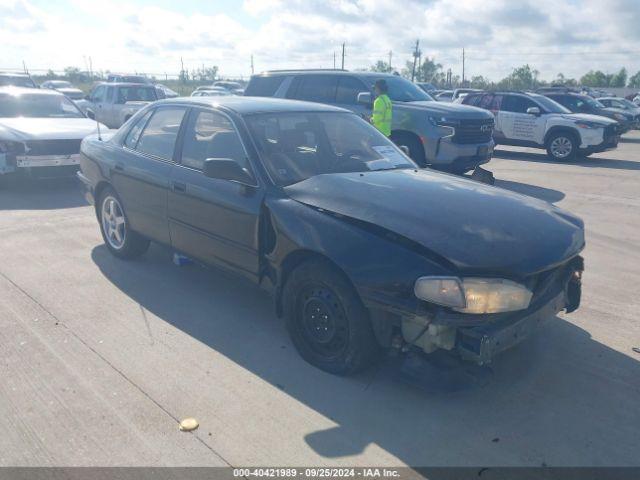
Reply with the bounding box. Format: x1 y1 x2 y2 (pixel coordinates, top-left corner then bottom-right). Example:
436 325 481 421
245 70 495 174
75 82 159 129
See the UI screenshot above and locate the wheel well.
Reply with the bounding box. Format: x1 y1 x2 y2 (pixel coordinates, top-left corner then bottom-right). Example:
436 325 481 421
275 250 352 318
93 181 112 216
544 127 580 146
390 130 426 166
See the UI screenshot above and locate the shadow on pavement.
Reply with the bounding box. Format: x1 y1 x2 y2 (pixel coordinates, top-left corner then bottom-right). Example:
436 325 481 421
0 177 87 211
494 179 565 203
493 149 640 171
91 243 640 467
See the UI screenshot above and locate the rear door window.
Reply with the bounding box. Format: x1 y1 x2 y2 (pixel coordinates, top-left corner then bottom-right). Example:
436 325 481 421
335 76 368 104
289 75 338 103
124 110 153 149
244 76 285 97
135 107 187 160
501 95 537 113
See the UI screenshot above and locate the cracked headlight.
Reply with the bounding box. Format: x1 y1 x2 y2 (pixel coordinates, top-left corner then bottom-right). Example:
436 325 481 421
414 276 533 314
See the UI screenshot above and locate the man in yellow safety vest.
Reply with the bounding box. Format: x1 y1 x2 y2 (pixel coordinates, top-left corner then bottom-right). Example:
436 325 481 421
371 79 392 136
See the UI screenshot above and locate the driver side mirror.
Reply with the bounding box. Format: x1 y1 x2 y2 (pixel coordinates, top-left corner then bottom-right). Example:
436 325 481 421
526 107 541 116
399 145 410 156
86 109 96 120
203 158 255 186
357 92 372 108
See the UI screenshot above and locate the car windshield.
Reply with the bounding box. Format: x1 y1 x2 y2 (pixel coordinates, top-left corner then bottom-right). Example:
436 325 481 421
531 94 571 114
379 76 434 102
617 99 636 109
0 93 85 118
246 112 417 187
584 97 606 108
0 75 36 88
116 86 157 103
50 81 72 88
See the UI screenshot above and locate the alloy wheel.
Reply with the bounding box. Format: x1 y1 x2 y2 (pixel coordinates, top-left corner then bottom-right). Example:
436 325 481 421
101 195 127 250
550 136 573 159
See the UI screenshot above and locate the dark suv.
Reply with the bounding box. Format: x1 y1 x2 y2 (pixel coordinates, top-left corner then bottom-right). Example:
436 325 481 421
539 90 634 133
245 70 495 174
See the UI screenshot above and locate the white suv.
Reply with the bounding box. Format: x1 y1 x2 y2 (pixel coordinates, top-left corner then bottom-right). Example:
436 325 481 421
462 91 621 161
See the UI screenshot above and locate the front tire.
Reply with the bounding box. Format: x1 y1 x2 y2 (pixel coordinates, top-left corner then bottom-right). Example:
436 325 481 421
546 132 578 161
283 260 380 375
98 186 149 259
391 132 426 166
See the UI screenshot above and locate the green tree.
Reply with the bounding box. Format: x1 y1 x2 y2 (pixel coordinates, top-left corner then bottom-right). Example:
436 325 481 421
63 66 82 82
497 64 540 90
580 70 609 87
609 68 627 88
469 75 489 89
370 60 392 73
628 71 640 88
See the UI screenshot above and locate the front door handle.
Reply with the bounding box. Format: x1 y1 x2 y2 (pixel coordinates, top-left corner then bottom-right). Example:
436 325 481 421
114 162 124 172
172 181 187 193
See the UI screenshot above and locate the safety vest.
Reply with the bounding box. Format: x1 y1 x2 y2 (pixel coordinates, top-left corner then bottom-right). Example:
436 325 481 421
372 94 392 136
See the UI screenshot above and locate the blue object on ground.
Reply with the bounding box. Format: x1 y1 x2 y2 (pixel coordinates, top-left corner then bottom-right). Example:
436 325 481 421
172 252 193 266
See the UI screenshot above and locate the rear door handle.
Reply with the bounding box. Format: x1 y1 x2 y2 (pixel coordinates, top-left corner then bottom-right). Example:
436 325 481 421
172 181 187 193
114 162 124 172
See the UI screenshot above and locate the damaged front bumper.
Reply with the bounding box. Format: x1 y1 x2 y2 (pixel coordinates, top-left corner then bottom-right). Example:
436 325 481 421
402 256 584 365
456 257 583 364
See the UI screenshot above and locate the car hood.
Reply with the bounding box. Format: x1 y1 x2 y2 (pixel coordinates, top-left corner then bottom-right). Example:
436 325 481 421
560 113 617 125
284 169 584 277
0 117 107 141
600 107 634 119
396 100 494 119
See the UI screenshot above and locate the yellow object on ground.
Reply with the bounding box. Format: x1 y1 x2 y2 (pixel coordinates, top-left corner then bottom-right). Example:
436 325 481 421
179 418 199 431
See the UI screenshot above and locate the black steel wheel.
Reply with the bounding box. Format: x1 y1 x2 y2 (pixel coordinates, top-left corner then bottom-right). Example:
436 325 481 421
283 259 380 375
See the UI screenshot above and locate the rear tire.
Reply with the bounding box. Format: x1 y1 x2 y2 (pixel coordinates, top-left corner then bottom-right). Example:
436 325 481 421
546 132 578 161
98 186 149 259
283 260 380 375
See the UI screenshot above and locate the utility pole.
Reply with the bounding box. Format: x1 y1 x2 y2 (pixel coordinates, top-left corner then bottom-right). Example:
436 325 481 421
462 48 465 86
251 55 254 75
89 56 93 78
333 51 336 69
180 57 185 83
341 42 345 70
22 60 28 74
411 39 420 82
388 50 393 70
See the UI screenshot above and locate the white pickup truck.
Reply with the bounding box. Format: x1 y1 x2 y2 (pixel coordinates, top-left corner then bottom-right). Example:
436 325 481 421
75 82 159 129
461 91 621 161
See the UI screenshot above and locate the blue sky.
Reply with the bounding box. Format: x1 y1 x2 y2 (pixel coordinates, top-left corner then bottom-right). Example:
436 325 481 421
2 0 639 82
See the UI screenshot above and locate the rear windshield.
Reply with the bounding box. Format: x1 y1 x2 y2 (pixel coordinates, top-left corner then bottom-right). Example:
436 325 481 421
245 112 416 187
115 86 157 103
245 76 285 97
0 75 36 88
0 93 85 118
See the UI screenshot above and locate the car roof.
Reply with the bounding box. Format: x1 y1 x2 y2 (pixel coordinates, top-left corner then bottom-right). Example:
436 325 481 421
0 72 31 77
0 86 63 96
94 82 154 87
254 69 396 80
157 96 350 115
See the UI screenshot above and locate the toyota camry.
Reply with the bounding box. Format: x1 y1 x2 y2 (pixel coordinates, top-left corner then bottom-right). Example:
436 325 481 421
78 96 584 375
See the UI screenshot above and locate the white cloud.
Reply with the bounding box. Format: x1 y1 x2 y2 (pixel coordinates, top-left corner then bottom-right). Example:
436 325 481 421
1 0 639 81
